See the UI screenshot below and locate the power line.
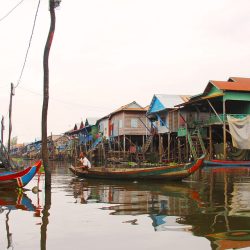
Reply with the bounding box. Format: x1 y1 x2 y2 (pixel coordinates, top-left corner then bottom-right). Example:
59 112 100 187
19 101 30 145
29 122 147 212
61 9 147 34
18 86 112 111
0 0 25 23
15 0 41 89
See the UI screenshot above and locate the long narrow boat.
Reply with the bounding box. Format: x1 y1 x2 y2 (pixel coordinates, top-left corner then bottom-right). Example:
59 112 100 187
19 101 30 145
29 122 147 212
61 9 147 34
0 160 41 189
69 155 205 181
204 159 250 167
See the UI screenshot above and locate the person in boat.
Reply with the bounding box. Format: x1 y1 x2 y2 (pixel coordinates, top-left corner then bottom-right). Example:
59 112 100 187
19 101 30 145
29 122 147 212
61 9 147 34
79 151 91 170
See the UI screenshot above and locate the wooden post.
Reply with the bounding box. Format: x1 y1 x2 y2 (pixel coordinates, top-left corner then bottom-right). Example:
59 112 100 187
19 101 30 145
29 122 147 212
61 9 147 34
209 125 212 160
167 132 170 162
8 83 14 154
185 124 189 162
1 117 3 142
42 0 57 189
223 99 227 159
123 134 126 155
178 138 181 163
158 134 162 162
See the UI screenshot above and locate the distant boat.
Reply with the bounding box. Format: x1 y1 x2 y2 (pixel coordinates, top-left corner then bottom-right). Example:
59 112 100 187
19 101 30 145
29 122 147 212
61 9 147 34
0 160 41 189
204 159 250 167
69 155 205 181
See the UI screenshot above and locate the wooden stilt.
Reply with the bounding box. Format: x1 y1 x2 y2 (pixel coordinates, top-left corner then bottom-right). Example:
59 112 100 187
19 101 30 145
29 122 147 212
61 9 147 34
209 125 212 160
178 137 181 163
123 134 126 157
159 134 162 162
223 99 227 159
167 133 170 162
185 124 189 161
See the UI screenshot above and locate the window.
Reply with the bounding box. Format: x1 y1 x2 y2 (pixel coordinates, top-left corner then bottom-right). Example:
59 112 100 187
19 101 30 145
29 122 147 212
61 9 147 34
119 120 123 128
160 117 165 126
131 118 138 128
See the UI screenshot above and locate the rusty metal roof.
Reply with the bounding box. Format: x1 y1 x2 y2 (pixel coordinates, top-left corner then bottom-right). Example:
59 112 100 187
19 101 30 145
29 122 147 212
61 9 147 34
175 93 224 107
229 77 250 83
210 79 250 91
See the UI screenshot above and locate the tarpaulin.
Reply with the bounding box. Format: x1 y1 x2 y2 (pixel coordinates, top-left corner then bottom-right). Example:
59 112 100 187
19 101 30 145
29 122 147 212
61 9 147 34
227 115 250 149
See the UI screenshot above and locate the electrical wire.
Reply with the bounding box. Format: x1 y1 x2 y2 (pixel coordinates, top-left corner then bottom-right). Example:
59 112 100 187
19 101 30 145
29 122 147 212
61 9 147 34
18 86 112 111
15 0 41 89
0 0 25 23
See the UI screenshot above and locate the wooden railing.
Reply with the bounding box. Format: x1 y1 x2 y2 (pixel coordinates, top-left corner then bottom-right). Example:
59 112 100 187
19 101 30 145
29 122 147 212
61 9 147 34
177 114 249 136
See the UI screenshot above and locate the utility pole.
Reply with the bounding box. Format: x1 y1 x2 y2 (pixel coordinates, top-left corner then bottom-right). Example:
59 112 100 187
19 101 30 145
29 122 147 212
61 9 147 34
8 83 14 154
42 0 61 189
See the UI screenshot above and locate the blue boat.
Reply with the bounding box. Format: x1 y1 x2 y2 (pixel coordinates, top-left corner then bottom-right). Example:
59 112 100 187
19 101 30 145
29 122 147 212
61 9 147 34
0 160 42 189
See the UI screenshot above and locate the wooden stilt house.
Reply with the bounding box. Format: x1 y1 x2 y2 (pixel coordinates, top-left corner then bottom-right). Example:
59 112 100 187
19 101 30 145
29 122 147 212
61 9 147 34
147 94 190 163
96 101 150 163
176 77 250 161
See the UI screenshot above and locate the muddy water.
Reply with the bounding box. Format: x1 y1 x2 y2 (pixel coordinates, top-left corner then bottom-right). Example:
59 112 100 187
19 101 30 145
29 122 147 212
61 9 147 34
0 162 250 250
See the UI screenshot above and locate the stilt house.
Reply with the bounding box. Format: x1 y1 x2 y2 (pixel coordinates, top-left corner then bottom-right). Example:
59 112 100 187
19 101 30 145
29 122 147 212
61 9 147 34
147 94 190 162
176 77 250 161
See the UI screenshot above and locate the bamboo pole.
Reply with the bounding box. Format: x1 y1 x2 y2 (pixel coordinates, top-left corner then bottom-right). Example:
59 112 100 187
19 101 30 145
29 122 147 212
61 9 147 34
1 116 4 147
223 99 227 159
185 123 189 161
167 133 170 162
178 138 181 162
8 83 14 154
209 125 212 160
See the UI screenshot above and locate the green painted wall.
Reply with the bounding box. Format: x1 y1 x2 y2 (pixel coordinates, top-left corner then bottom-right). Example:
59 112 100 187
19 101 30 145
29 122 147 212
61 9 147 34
207 85 223 96
224 91 250 101
224 92 250 113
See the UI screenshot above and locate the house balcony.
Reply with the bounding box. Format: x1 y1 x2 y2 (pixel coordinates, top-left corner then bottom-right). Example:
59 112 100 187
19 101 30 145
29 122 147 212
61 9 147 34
197 113 248 126
177 113 248 137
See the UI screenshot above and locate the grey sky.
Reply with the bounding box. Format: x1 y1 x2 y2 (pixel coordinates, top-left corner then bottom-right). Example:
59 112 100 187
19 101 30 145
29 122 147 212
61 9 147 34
0 0 250 143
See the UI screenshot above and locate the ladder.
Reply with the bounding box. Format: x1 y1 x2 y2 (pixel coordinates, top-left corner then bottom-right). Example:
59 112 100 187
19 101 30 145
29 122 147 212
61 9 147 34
187 127 206 160
142 134 154 153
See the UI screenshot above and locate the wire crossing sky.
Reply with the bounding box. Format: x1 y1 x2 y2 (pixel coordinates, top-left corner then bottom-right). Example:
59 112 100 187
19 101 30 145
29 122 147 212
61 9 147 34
0 0 25 23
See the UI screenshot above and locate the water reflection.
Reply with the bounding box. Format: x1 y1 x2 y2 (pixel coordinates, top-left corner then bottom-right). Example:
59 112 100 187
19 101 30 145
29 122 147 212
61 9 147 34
70 179 202 230
0 190 38 249
70 168 250 250
40 188 51 250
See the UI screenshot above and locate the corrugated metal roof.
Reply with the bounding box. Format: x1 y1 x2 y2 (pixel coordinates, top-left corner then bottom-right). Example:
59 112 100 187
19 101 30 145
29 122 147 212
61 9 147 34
148 94 190 114
113 101 143 112
97 102 147 123
229 77 250 83
110 101 146 116
210 80 250 91
175 93 224 107
158 95 190 108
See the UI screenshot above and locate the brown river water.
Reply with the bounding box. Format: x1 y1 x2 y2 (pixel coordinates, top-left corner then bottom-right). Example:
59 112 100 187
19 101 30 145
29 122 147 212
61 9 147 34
0 162 250 250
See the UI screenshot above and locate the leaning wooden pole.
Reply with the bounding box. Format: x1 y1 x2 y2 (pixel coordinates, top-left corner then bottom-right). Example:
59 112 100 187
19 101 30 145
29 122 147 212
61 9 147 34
8 83 14 155
42 0 56 188
1 116 4 146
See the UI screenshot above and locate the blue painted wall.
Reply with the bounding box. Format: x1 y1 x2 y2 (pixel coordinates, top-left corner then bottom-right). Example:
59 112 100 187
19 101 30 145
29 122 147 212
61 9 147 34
148 97 165 114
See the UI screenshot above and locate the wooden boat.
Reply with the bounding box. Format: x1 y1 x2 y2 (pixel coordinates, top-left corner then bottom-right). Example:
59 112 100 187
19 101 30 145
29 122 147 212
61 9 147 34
204 159 250 167
69 155 205 181
0 160 41 189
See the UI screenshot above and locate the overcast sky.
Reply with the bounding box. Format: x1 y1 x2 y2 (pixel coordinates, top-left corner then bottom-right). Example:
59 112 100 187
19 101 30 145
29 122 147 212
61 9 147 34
0 0 250 143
